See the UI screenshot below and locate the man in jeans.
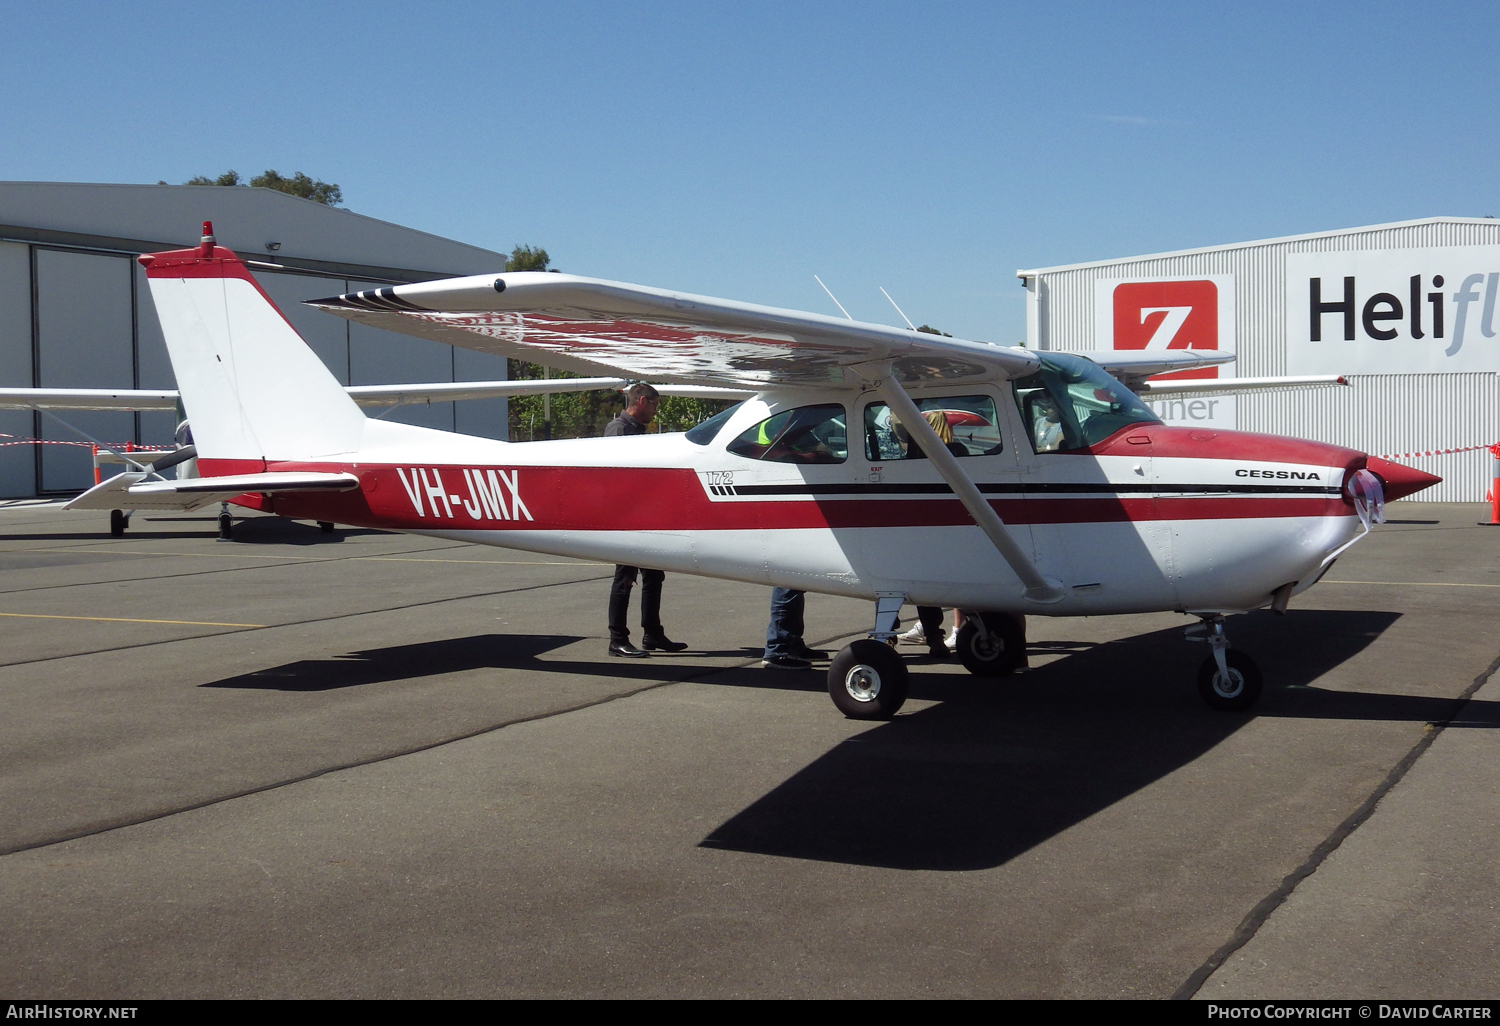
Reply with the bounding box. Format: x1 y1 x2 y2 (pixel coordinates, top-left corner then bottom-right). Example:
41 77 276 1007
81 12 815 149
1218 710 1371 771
763 587 828 670
605 383 687 658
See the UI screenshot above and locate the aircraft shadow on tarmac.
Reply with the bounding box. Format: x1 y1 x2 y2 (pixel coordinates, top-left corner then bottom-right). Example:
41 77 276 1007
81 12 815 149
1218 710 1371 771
192 610 1500 871
700 608 1500 871
199 634 593 691
0 518 385 545
196 634 814 692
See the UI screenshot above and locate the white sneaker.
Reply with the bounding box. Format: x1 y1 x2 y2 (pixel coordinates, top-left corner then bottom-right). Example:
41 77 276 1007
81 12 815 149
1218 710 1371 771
946 629 958 651
896 623 926 646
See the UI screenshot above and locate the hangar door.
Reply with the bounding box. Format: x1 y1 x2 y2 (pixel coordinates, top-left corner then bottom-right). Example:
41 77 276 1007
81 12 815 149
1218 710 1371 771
35 249 137 493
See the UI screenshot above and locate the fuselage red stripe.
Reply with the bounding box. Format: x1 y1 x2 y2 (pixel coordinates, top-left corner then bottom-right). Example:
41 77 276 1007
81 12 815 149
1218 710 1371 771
202 460 1355 532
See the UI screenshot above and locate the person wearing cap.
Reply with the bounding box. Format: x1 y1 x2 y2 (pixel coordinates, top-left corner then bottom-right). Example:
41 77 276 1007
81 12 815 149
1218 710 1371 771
604 383 688 658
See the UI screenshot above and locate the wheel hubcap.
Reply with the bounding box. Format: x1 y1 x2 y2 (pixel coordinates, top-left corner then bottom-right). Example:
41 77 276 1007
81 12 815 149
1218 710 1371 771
970 632 1003 661
844 664 882 703
1213 669 1244 699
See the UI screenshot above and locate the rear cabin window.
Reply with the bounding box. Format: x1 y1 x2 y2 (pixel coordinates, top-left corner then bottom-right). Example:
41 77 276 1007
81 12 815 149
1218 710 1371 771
1012 353 1160 453
726 404 847 464
863 395 1003 461
685 401 744 445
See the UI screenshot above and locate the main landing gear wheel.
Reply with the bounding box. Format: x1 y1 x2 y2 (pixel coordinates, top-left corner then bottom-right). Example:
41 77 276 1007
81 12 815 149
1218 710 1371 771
109 509 127 537
955 612 1026 677
828 639 909 719
217 511 234 541
1197 650 1263 711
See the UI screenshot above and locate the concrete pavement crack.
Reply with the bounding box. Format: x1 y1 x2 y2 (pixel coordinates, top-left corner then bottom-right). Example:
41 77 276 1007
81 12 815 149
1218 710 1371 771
1172 648 1500 999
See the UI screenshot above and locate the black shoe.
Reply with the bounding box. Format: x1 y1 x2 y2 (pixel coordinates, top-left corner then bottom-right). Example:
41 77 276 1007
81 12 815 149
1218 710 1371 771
762 654 813 670
609 640 649 658
642 634 688 652
926 645 951 660
790 644 828 661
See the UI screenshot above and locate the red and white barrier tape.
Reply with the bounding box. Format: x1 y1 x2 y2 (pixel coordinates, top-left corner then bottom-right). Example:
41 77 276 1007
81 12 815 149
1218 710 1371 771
1375 442 1500 460
0 437 171 451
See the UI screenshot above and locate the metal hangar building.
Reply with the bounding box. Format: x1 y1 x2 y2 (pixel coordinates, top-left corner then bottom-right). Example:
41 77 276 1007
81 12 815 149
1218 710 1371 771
1019 217 1500 502
0 181 512 499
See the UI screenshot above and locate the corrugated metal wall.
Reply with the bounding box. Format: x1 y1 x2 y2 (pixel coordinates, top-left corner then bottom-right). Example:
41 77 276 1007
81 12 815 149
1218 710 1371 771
1032 219 1500 502
0 241 511 497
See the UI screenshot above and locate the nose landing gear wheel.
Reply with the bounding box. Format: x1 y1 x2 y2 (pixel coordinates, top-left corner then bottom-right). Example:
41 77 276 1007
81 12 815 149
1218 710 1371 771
109 509 127 537
1197 650 1263 711
955 612 1026 677
828 639 909 719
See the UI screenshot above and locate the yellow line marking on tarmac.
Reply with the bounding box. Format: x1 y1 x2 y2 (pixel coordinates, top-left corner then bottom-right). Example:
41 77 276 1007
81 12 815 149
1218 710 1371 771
1324 580 1500 588
0 612 267 627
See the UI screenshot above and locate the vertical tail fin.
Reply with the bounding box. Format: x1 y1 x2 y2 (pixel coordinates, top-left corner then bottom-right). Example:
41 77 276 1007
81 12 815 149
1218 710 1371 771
140 222 365 462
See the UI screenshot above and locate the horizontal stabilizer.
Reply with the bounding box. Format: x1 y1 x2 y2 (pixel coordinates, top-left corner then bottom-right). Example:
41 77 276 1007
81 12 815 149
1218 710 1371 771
0 388 181 411
65 471 359 512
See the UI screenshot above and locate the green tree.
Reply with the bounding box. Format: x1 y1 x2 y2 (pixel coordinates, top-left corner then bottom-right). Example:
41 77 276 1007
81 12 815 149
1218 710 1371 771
505 360 736 441
916 324 952 337
179 169 342 206
249 170 342 206
505 245 551 272
184 171 243 186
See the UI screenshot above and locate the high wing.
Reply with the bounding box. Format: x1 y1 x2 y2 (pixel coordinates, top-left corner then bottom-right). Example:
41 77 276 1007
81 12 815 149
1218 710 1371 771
1136 374 1348 398
64 471 359 512
305 272 1048 389
1072 349 1236 379
343 379 753 405
0 380 753 412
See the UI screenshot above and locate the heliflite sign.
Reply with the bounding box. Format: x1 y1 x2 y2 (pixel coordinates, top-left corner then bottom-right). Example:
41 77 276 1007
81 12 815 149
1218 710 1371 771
1286 246 1500 374
1094 275 1237 429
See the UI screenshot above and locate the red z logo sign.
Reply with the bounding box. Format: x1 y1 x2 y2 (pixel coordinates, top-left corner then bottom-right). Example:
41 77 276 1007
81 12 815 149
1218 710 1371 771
1113 279 1220 380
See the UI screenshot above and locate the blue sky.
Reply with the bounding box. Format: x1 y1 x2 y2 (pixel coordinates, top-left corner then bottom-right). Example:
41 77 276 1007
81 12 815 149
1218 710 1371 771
2 1 1495 341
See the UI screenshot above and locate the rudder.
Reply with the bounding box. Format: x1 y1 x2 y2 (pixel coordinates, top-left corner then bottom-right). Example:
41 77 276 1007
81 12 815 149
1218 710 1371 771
140 222 365 463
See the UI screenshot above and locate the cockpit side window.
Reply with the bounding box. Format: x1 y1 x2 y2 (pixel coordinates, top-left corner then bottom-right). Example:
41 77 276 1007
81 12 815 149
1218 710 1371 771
1012 353 1161 453
725 404 847 464
863 395 1003 461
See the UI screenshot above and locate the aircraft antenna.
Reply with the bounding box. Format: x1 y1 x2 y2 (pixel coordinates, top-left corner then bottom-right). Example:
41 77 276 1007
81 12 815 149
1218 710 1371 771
813 275 853 320
879 287 917 331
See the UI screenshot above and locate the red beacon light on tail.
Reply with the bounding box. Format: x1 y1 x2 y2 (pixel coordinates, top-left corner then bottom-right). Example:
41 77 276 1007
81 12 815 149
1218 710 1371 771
199 221 216 259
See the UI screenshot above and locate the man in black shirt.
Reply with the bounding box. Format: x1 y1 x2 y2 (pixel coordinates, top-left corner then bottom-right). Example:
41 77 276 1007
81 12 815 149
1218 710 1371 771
604 383 687 657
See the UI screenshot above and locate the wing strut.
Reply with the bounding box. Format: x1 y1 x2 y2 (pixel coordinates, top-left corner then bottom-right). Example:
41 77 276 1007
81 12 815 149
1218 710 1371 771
876 377 1064 604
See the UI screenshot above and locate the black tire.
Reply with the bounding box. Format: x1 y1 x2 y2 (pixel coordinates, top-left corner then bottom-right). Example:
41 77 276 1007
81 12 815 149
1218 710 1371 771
827 639 909 719
1196 650 1263 711
217 512 233 541
318 521 335 534
109 509 126 537
955 612 1026 677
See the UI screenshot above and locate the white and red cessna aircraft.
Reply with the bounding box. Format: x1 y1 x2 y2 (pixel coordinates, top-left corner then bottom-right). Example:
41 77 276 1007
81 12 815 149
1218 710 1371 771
34 223 1441 718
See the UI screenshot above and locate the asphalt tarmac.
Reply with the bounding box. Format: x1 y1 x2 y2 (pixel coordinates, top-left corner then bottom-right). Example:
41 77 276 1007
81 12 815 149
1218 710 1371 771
0 501 1495 999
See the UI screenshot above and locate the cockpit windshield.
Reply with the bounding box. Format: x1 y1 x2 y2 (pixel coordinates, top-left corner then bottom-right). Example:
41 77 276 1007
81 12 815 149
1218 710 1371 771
1011 352 1161 453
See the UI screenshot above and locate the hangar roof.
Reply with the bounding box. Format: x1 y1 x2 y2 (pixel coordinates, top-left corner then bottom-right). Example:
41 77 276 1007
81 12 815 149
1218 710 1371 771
0 181 507 282
1016 216 1500 278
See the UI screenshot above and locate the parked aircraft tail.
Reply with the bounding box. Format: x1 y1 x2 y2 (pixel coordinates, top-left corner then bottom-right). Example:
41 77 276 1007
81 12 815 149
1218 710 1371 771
139 222 365 464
